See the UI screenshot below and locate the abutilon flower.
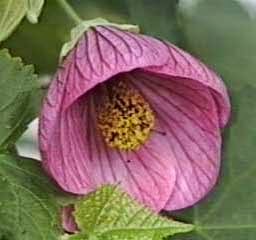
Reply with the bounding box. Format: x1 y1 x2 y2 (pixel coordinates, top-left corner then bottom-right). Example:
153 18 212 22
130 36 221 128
39 25 230 212
61 205 78 233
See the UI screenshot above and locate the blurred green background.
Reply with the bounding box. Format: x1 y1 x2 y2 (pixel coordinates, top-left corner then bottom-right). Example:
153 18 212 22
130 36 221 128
5 0 256 239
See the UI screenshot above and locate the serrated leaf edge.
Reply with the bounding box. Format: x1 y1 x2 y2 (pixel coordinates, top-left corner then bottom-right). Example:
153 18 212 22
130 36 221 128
73 185 194 240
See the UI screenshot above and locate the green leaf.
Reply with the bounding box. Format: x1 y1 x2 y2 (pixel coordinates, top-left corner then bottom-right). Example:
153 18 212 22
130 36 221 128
0 49 39 151
69 185 193 240
0 0 45 42
60 18 139 60
0 0 27 42
0 154 63 239
26 0 45 24
63 234 88 240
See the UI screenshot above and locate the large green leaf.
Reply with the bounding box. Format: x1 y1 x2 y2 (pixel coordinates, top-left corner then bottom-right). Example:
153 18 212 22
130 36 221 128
68 185 193 240
0 49 39 151
0 154 63 240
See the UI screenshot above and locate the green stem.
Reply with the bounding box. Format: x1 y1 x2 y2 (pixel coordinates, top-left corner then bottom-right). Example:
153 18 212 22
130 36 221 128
56 0 82 24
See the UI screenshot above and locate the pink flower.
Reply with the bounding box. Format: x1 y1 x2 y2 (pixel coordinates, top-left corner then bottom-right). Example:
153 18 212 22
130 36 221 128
61 205 78 233
39 26 230 212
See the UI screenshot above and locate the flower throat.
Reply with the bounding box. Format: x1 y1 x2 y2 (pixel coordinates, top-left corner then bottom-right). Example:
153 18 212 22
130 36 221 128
97 81 155 151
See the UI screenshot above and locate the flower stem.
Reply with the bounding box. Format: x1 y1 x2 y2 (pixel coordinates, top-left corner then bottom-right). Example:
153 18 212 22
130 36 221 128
56 0 82 25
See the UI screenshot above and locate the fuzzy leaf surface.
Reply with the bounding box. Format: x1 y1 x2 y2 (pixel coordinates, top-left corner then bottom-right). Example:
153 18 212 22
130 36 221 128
0 49 38 151
70 186 193 240
0 154 63 240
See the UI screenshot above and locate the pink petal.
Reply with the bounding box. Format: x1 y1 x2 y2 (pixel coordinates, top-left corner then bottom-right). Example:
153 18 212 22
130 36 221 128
40 26 169 154
85 91 176 211
39 25 231 212
39 27 175 211
144 43 230 128
130 71 223 210
62 26 169 110
44 86 176 211
61 205 78 233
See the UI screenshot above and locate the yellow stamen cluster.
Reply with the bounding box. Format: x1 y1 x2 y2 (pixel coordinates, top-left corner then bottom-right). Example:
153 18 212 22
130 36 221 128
97 81 155 151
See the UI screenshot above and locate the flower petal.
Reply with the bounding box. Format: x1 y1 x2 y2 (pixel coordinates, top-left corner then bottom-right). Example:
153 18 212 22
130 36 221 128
61 26 169 110
41 95 94 193
79 92 176 211
40 26 230 212
39 26 170 202
144 43 231 127
130 71 222 210
41 77 176 211
62 205 78 233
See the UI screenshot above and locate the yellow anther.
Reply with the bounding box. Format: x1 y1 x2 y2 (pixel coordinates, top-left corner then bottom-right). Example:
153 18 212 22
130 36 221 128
97 81 155 151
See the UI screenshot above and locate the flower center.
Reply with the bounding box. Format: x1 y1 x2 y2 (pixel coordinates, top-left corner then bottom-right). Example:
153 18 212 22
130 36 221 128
97 81 155 151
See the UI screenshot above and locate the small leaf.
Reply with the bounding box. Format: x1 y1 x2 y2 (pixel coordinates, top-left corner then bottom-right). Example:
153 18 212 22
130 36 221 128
0 49 39 151
70 185 193 240
0 154 64 240
26 0 45 24
0 0 44 42
60 18 139 60
0 0 27 42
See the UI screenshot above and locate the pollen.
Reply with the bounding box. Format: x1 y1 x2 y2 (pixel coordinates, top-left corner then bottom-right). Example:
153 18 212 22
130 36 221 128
97 81 155 151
